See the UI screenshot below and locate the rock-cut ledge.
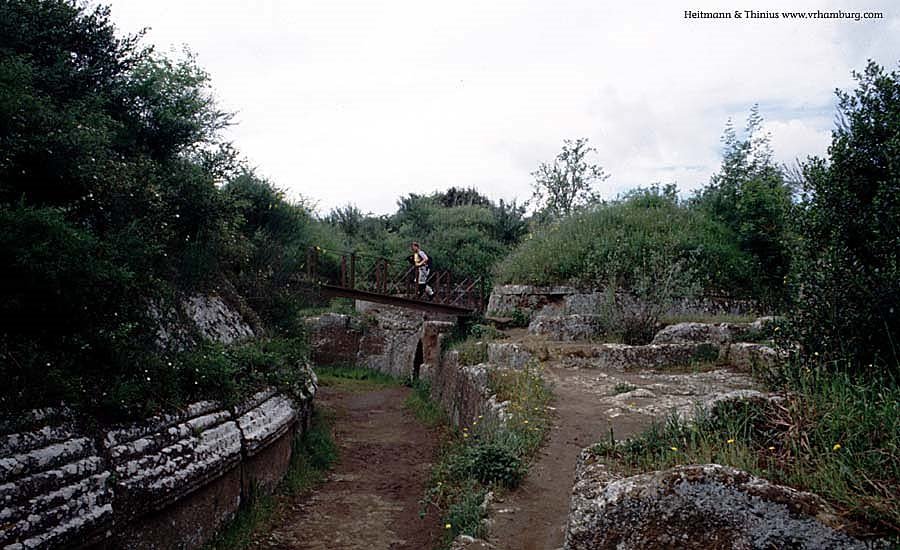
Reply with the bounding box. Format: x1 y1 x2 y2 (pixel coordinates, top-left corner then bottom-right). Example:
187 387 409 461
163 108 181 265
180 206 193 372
565 449 880 550
0 368 316 550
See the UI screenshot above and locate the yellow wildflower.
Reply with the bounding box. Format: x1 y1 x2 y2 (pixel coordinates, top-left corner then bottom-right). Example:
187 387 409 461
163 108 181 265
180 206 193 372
727 439 735 444
670 446 678 451
833 443 841 451
445 523 452 529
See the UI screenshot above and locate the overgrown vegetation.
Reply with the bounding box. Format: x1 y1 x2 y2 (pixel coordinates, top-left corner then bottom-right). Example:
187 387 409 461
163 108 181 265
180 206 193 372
788 61 900 374
313 364 399 392
594 369 899 536
323 187 527 283
590 61 900 540
204 408 337 550
0 0 330 417
496 185 749 296
420 361 552 547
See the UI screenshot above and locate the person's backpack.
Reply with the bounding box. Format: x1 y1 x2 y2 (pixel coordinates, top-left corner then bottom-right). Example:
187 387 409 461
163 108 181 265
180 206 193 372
424 252 433 269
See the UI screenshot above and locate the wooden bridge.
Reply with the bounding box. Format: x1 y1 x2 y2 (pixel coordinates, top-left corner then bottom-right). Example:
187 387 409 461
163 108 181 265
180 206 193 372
304 246 485 316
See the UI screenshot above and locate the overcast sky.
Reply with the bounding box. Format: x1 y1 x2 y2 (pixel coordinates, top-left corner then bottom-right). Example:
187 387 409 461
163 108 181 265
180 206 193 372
106 1 899 215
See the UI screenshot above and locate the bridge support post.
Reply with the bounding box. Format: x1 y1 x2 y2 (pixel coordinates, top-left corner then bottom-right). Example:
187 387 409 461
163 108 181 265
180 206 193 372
349 253 356 289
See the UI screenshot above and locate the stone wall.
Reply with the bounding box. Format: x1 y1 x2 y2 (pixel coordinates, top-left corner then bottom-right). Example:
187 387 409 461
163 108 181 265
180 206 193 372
1 375 316 550
305 302 456 380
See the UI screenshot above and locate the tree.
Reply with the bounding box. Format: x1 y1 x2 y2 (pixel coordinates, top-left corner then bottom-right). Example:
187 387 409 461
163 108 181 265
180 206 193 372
791 61 900 372
433 187 492 208
694 106 793 309
531 138 608 219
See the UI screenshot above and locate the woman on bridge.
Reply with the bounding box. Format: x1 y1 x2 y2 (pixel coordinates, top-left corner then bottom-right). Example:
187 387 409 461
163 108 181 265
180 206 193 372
411 241 435 299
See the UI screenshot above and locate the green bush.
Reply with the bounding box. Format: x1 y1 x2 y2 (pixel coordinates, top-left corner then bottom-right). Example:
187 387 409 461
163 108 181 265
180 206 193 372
452 441 524 488
790 61 900 372
0 1 327 417
495 187 751 297
693 106 794 310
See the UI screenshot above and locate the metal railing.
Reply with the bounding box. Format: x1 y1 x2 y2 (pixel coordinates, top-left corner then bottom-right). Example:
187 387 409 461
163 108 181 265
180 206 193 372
305 246 484 311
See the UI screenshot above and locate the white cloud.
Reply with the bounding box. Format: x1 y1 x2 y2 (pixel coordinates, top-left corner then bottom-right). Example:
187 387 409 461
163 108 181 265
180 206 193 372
106 0 900 214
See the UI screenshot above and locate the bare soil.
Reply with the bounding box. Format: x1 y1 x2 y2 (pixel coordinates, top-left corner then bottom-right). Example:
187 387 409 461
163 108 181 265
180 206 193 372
250 385 442 550
485 366 655 550
485 354 756 550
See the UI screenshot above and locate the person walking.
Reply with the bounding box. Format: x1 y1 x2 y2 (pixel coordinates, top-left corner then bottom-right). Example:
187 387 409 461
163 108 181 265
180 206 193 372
411 241 435 299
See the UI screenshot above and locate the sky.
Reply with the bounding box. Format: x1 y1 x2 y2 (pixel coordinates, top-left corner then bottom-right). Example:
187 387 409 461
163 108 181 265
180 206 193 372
106 0 900 215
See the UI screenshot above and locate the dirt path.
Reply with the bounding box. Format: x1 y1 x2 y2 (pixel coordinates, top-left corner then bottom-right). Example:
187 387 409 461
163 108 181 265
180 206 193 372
252 385 442 550
486 362 757 550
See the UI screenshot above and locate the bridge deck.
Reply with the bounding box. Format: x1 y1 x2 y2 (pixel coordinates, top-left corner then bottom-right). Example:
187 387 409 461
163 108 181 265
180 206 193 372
320 284 476 316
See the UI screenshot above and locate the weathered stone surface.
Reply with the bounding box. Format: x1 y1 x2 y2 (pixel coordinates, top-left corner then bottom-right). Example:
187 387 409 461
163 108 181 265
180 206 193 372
527 341 720 371
486 285 577 319
651 322 734 345
726 342 785 371
423 321 456 367
565 457 871 549
234 390 299 457
113 462 243 550
103 401 243 518
306 312 365 366
1 381 316 550
488 285 757 323
183 294 255 344
0 414 113 549
358 305 424 378
528 314 606 341
487 342 533 371
426 351 511 430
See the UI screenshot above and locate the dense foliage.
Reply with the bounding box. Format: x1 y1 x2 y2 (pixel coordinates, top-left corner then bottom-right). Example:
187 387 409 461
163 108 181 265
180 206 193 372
0 0 315 417
693 106 794 309
495 184 751 296
789 61 900 373
323 187 527 282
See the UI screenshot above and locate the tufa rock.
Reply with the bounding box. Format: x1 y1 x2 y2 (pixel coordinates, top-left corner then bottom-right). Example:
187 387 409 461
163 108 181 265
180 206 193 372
565 454 874 550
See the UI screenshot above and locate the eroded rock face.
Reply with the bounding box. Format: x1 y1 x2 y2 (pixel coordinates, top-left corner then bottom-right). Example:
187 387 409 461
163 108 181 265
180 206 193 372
528 314 606 341
487 342 533 370
725 342 785 371
488 285 756 322
651 322 734 345
1 372 317 550
183 295 255 344
359 307 424 378
565 457 870 550
104 400 243 519
525 341 720 371
486 285 577 319
0 411 113 549
306 313 365 366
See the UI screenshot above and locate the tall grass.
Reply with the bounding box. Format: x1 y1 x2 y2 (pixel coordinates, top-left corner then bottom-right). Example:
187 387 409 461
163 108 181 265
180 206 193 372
595 368 899 537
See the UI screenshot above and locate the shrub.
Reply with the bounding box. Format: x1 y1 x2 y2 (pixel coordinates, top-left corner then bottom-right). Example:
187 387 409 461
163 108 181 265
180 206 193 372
788 62 900 373
452 441 524 488
496 187 751 298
